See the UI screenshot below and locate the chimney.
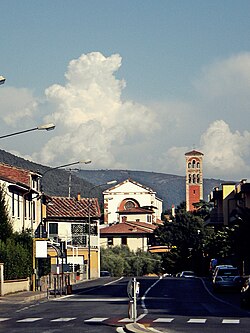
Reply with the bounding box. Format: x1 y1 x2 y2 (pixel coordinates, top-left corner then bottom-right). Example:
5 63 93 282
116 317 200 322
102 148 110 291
77 193 81 201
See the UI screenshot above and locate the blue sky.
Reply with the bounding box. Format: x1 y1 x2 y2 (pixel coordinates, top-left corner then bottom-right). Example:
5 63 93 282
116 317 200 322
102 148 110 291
1 0 250 181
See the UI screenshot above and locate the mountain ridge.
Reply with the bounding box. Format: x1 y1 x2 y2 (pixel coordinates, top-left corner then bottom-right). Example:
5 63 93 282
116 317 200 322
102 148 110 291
0 149 225 210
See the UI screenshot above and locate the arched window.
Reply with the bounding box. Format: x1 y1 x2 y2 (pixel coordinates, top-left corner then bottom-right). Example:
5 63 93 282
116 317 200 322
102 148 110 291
192 159 196 168
193 174 196 183
124 200 136 210
189 174 192 183
188 162 191 168
197 174 200 183
197 162 200 169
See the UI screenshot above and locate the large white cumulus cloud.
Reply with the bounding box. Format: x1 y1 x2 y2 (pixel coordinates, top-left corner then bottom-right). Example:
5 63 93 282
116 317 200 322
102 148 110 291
200 120 250 179
34 52 158 167
1 51 250 182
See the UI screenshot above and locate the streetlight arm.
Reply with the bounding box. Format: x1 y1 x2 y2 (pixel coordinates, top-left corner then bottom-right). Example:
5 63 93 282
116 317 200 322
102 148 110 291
40 159 91 192
88 180 117 197
0 123 56 140
0 75 6 85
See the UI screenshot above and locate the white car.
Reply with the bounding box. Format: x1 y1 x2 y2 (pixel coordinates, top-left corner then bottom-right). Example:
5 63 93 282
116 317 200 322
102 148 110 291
180 271 196 278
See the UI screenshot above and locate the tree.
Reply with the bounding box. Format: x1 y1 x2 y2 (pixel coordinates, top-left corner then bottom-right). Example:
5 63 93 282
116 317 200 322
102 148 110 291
0 184 13 242
153 202 206 275
100 246 161 276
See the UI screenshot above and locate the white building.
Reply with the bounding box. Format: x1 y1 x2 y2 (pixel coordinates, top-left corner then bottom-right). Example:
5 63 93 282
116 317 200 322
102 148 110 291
0 163 42 234
100 179 163 252
103 178 163 225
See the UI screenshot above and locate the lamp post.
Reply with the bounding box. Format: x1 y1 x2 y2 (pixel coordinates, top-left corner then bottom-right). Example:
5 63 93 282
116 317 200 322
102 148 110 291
33 159 91 292
87 180 117 280
0 76 5 85
0 123 56 140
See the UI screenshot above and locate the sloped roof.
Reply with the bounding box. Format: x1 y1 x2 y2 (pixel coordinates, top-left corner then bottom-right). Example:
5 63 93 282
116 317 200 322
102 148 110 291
117 207 154 214
103 178 154 193
0 163 36 186
47 196 101 218
185 150 204 156
100 221 157 236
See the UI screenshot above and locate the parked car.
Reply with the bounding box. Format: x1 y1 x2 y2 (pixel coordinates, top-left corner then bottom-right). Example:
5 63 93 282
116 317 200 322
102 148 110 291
212 265 233 279
240 277 250 308
212 266 242 291
180 271 196 278
100 270 111 277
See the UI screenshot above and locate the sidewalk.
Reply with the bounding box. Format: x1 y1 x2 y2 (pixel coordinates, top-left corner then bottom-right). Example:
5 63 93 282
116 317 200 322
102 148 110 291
0 290 48 304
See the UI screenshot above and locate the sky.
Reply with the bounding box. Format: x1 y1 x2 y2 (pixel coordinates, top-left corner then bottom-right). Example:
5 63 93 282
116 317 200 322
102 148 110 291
1 0 250 181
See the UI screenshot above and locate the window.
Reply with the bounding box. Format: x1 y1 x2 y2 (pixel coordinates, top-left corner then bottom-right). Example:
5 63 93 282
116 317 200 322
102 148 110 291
189 174 192 183
32 201 36 221
192 159 196 168
17 194 20 218
121 237 127 245
125 200 136 210
71 223 88 246
12 192 15 216
147 215 152 223
49 223 58 236
107 237 113 246
24 198 27 218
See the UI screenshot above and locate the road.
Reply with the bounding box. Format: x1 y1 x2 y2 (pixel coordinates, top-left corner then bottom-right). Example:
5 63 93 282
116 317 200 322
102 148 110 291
137 276 250 333
0 276 250 333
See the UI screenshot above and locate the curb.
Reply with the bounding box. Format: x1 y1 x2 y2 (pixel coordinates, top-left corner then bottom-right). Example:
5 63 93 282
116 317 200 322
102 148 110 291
123 323 163 333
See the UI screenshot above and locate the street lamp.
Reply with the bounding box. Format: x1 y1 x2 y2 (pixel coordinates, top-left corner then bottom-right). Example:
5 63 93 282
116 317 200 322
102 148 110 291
0 123 56 139
0 76 5 85
87 180 117 279
33 159 91 291
39 159 92 236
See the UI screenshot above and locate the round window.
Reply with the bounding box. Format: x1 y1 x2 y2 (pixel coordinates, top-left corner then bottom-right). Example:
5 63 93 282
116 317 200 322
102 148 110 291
124 200 136 210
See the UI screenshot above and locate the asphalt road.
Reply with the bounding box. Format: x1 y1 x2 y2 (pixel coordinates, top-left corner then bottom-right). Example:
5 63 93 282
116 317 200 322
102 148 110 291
0 277 128 333
136 276 250 333
0 276 250 333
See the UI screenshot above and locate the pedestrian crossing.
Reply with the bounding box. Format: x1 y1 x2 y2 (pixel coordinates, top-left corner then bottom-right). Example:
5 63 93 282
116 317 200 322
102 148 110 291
0 316 244 325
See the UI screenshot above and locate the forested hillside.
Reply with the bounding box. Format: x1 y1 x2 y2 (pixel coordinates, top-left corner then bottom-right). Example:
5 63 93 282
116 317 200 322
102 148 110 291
0 149 224 209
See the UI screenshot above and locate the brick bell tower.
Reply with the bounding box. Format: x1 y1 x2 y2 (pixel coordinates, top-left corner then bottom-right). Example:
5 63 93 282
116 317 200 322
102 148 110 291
185 149 204 212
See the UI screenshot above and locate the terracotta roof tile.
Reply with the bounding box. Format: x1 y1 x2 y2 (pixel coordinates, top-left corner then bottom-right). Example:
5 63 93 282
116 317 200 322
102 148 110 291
0 163 33 186
47 196 101 218
100 221 157 235
117 207 153 214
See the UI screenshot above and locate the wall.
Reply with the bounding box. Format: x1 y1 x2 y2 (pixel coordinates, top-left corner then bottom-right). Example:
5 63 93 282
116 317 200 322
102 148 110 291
1 279 30 296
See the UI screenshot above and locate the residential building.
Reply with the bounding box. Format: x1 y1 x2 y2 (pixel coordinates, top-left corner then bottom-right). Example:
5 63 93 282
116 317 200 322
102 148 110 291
0 163 42 234
45 194 101 278
208 179 250 226
100 219 157 252
185 150 204 212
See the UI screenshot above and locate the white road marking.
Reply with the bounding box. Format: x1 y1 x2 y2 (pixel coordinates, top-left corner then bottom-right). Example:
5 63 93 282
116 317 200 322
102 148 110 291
153 318 174 323
222 319 240 324
84 317 108 323
0 318 10 322
51 317 76 322
53 297 128 302
16 318 42 322
187 318 207 323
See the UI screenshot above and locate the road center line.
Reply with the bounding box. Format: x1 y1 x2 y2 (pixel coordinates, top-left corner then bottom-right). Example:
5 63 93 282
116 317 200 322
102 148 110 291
138 276 163 321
